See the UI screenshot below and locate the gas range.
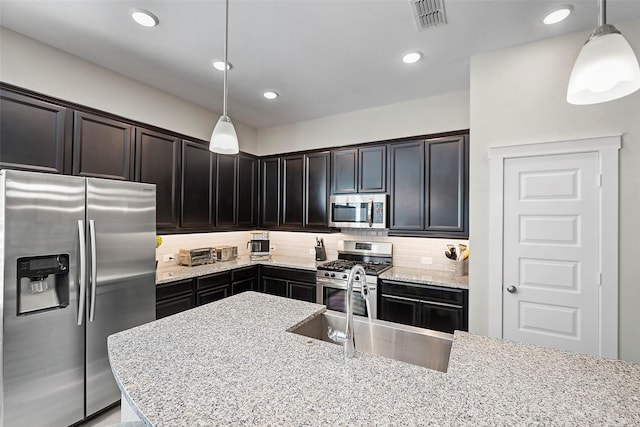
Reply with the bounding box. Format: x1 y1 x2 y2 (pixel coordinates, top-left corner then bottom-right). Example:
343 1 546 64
316 241 392 319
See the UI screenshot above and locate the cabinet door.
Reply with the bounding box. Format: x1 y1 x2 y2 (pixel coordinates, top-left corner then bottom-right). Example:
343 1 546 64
425 136 468 236
379 294 420 327
181 140 215 229
72 111 133 180
359 145 386 193
389 141 425 230
156 295 194 319
196 285 230 306
135 128 180 230
281 155 305 228
216 154 237 228
305 152 330 228
231 278 255 295
261 277 288 297
420 302 466 333
0 90 69 174
261 157 280 227
237 154 258 227
289 281 316 303
332 149 357 194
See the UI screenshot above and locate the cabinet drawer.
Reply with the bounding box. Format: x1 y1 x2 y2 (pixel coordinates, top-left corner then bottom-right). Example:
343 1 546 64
156 294 194 319
260 266 315 284
380 280 465 306
197 271 232 290
156 279 193 301
232 266 258 282
196 285 229 305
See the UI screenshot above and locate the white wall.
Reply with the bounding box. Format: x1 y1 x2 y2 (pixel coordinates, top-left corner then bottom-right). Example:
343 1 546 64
256 90 469 155
469 19 640 362
0 27 258 154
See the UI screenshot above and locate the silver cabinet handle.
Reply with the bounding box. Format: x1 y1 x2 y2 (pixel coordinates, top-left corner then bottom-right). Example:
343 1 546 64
89 219 97 322
506 285 517 293
77 220 86 326
368 199 373 227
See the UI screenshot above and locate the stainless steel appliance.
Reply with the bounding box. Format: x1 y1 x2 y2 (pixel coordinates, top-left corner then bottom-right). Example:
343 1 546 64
0 169 156 427
178 247 214 266
248 231 270 260
316 240 392 319
328 194 387 229
214 246 238 262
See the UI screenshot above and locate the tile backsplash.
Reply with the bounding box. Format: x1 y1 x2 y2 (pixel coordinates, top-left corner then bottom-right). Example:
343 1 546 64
156 230 469 273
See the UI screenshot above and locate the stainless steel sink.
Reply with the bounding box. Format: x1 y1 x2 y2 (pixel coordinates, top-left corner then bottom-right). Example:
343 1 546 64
288 310 453 372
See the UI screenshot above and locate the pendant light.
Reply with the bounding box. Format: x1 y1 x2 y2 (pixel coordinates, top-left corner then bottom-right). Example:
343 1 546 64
567 0 640 105
209 0 239 154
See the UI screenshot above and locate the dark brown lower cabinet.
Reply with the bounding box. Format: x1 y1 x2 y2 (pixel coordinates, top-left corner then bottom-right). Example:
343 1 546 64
231 266 258 295
378 280 468 334
196 271 232 305
260 266 316 303
156 279 195 319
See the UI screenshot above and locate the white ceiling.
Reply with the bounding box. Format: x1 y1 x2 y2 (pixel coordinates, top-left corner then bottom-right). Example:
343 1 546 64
2 0 640 129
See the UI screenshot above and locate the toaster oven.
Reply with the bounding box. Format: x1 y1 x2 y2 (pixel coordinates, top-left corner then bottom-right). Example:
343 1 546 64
177 248 214 266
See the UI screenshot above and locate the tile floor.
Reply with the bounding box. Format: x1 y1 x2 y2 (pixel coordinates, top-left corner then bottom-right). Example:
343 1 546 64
79 405 121 427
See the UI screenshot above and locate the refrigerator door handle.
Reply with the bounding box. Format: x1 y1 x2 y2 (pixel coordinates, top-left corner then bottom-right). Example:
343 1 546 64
77 220 86 326
89 219 97 322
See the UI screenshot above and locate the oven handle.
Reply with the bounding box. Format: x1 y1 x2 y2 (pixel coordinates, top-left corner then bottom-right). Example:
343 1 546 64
368 199 373 227
317 277 376 291
381 294 462 309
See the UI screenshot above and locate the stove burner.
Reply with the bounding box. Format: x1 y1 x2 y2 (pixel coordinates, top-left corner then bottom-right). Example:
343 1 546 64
318 259 391 276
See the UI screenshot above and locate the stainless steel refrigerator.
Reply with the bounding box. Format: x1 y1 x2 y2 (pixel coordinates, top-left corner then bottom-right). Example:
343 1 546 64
0 169 156 427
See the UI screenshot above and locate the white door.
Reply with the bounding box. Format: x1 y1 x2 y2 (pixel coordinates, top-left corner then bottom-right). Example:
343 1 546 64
503 152 600 356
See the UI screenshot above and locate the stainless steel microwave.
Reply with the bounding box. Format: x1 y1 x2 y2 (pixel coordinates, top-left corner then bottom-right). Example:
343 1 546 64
329 194 387 229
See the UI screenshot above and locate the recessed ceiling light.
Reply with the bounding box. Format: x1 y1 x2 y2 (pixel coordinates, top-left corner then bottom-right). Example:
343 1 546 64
213 61 232 71
402 52 422 64
263 91 278 100
131 9 159 27
543 5 573 25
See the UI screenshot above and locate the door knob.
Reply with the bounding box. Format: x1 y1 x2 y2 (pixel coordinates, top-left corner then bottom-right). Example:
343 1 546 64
506 285 517 293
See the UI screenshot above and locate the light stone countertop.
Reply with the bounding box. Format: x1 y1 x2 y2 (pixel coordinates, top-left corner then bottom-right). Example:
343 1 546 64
108 292 640 426
379 266 469 289
155 255 320 285
157 256 469 290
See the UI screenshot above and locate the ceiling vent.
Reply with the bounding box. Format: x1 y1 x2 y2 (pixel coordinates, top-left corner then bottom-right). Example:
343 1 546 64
411 0 447 31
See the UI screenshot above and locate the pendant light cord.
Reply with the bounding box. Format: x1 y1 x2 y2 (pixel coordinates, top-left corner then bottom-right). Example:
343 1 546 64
598 0 606 27
223 0 229 118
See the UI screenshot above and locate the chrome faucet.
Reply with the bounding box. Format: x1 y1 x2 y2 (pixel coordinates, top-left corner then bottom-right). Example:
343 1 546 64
328 264 368 359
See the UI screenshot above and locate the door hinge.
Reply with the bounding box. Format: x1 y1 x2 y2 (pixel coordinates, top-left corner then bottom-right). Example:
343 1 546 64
597 272 602 286
597 174 602 188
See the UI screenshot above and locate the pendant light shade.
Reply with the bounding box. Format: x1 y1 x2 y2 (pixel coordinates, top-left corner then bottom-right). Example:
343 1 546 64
209 115 238 154
567 0 640 105
209 0 239 154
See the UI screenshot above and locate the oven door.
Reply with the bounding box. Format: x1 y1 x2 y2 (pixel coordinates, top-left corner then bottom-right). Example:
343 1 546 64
318 279 377 319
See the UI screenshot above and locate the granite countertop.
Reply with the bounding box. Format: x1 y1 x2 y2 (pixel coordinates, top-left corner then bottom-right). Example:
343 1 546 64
108 292 640 426
157 256 469 289
379 266 469 289
156 256 320 285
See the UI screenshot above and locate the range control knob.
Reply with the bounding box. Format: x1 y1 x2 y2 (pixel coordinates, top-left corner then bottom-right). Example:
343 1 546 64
324 273 330 277
355 275 360 281
342 274 347 279
330 273 336 278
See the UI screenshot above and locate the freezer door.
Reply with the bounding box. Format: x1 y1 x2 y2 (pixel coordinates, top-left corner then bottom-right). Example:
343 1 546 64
1 170 86 427
85 178 156 416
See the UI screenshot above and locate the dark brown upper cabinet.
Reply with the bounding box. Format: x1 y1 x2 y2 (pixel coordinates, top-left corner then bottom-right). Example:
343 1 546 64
0 89 70 174
332 145 386 194
260 157 280 227
281 154 305 228
237 153 258 228
180 140 215 230
389 135 468 238
72 111 134 180
216 154 237 229
134 128 180 231
305 151 330 228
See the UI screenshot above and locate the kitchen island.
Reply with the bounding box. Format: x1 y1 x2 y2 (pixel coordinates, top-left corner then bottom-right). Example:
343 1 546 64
108 292 640 426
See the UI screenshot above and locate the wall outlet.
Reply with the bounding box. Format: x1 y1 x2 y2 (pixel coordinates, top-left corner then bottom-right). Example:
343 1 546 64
421 256 433 265
162 254 174 262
